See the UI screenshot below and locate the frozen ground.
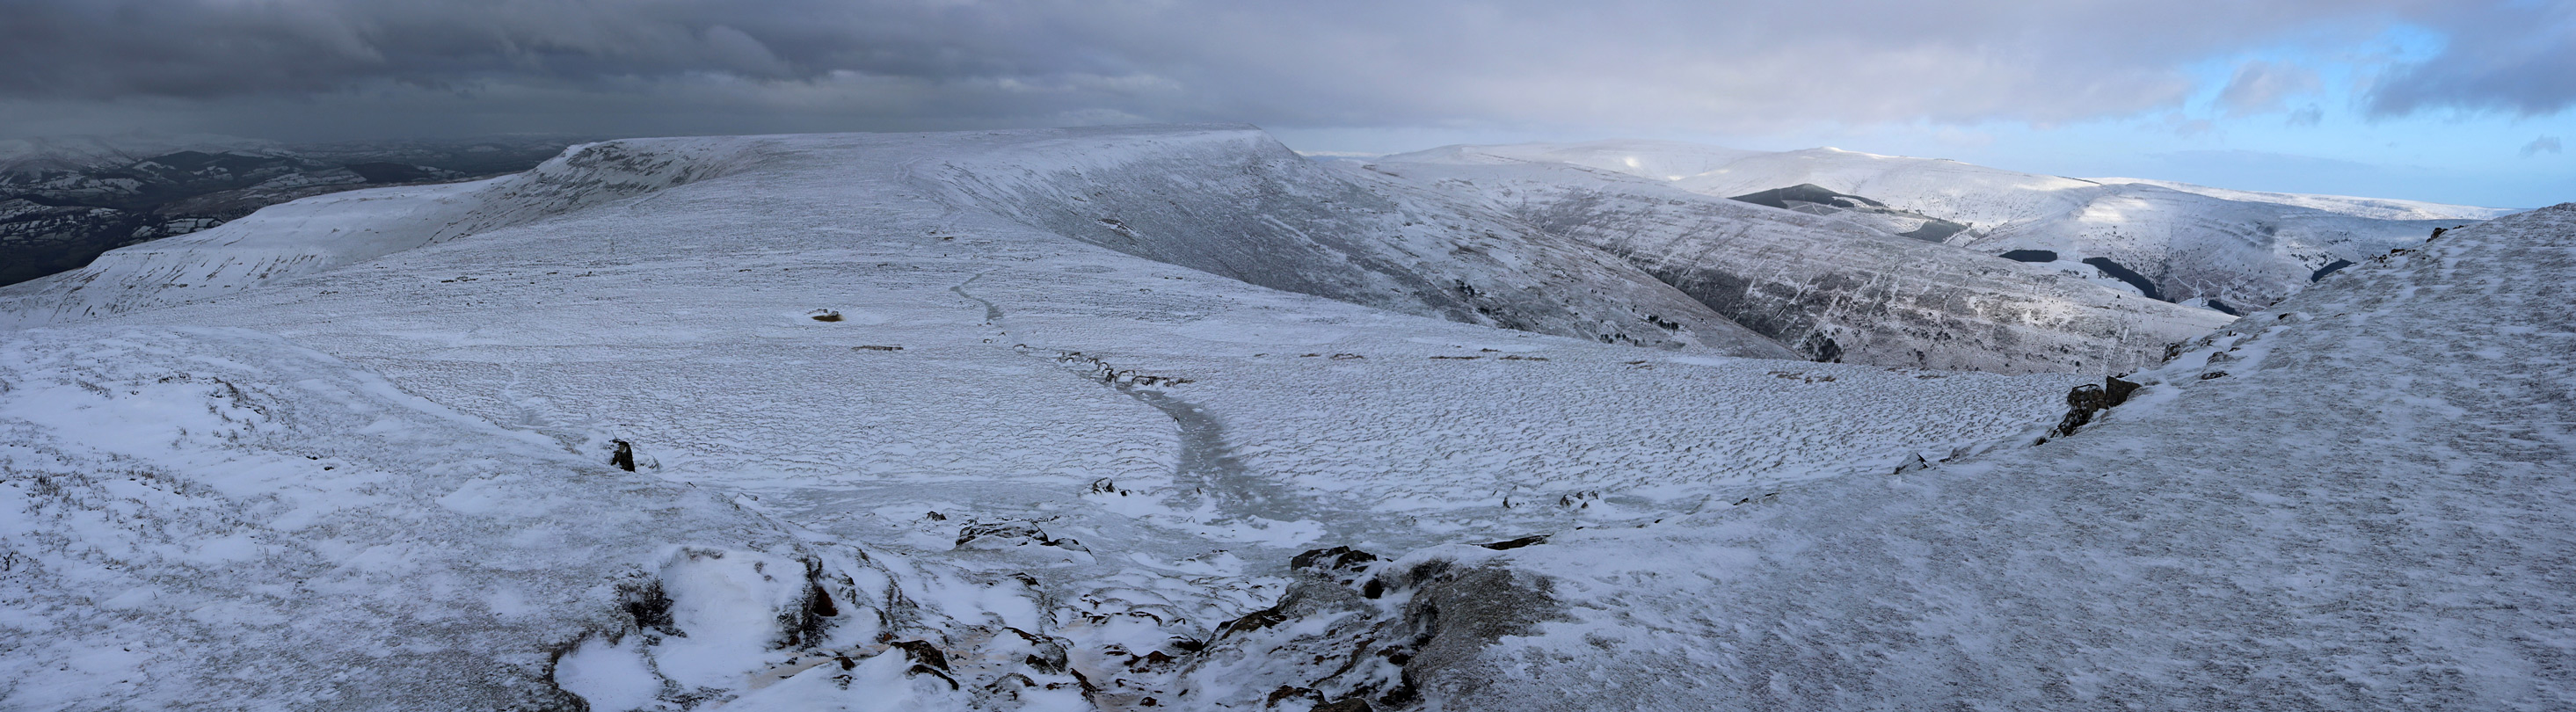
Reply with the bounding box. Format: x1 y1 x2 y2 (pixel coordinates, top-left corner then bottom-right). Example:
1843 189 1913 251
1223 203 2576 710
1 127 2112 710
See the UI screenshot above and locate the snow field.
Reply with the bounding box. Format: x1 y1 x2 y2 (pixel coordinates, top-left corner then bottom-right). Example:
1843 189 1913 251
1 126 2189 710
1320 204 2576 710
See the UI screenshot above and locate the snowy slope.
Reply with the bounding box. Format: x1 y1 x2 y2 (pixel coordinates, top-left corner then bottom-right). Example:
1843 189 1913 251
1347 158 2232 373
1386 139 1769 181
0 127 2099 710
0 140 764 327
2091 177 2520 222
1394 142 2503 311
1217 203 2576 710
4 127 1787 358
0 327 845 709
913 127 1788 355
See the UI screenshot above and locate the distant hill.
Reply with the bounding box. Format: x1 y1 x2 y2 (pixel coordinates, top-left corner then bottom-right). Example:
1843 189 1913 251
1385 140 2511 312
0 135 579 286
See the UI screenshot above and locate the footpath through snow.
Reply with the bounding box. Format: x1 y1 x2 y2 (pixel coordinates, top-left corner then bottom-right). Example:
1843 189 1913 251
2 127 2111 710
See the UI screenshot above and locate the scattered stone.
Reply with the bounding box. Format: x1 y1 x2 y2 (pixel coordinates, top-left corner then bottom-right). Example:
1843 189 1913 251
1291 546 1381 574
955 520 1083 551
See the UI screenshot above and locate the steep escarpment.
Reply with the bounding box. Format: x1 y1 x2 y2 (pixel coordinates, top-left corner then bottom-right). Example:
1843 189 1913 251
915 125 1795 357
1352 158 2232 374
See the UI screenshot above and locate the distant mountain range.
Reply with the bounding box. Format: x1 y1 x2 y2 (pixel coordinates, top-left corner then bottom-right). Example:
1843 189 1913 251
0 134 579 286
1379 140 2511 314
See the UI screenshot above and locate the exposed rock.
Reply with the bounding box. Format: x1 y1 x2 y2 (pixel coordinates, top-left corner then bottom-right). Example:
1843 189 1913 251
1175 549 1569 710
2053 375 2143 436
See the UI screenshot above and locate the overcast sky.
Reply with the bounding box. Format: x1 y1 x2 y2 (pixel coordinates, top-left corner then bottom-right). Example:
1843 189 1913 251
3 0 2570 206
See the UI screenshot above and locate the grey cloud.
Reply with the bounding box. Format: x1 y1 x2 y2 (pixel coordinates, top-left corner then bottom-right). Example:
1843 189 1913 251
2216 61 2320 117
0 0 2516 139
2524 136 2564 157
2287 104 2324 126
2160 113 2219 138
2369 4 2576 116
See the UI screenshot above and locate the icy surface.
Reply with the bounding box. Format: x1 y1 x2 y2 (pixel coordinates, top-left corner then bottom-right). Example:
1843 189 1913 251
1313 203 2576 710
0 126 2099 710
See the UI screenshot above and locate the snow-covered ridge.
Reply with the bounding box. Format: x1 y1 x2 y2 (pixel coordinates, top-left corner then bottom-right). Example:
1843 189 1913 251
2085 177 2519 222
1391 141 2504 311
0 139 763 328
1350 158 2234 373
0 133 288 176
913 125 1792 356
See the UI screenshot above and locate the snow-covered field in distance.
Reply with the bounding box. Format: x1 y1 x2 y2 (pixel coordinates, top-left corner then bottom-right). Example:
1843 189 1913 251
1384 140 2511 313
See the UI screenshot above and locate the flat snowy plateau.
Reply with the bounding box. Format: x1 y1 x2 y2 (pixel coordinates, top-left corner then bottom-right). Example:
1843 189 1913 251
0 125 2567 711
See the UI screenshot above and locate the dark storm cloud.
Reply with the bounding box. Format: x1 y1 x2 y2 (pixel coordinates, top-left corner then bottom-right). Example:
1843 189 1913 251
0 0 1117 98
2368 3 2576 117
0 0 2558 139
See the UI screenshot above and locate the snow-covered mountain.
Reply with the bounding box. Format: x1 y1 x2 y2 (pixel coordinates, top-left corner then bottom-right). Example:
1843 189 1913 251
1391 140 2511 312
1 126 2102 709
913 127 1787 355
0 133 287 176
1342 157 2232 373
4 125 2557 711
1211 201 2576 711
0 136 575 287
1 128 1786 358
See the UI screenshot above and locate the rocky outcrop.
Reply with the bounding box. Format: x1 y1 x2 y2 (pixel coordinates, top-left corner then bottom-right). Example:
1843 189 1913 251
1174 544 1570 710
